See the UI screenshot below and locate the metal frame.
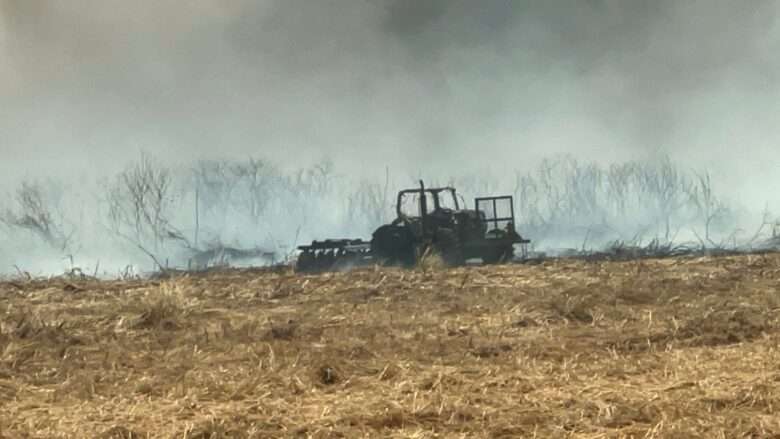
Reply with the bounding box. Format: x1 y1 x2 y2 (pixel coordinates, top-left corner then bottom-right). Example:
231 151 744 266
396 182 460 219
474 196 516 235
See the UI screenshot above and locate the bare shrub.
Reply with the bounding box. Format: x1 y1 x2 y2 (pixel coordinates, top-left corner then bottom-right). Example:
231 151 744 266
192 160 239 219
107 153 181 248
511 154 736 251
106 152 190 269
231 158 280 225
1 180 73 251
689 171 732 247
346 168 393 232
191 158 322 248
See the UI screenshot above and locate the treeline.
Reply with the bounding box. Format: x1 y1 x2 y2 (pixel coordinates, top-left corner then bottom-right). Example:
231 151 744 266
509 156 740 249
0 153 771 275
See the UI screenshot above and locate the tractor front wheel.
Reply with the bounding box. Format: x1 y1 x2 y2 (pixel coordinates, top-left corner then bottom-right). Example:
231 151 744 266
434 229 465 267
482 246 514 264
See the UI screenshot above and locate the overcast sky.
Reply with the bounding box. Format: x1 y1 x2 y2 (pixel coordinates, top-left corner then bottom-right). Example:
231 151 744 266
1 0 779 204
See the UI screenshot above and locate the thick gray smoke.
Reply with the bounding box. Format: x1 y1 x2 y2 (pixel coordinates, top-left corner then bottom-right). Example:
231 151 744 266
1 1 780 274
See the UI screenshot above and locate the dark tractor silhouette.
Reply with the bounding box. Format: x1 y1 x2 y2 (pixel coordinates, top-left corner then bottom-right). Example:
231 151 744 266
296 181 530 273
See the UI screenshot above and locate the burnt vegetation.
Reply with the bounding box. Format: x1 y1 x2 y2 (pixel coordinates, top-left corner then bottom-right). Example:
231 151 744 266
1 153 777 275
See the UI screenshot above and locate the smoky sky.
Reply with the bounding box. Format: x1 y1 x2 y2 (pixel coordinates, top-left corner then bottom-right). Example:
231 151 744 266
1 0 780 204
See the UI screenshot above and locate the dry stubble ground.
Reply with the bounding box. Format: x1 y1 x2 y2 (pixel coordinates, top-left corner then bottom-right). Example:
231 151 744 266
1 254 780 438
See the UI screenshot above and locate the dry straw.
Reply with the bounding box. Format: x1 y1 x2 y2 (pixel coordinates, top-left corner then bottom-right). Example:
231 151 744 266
1 255 780 437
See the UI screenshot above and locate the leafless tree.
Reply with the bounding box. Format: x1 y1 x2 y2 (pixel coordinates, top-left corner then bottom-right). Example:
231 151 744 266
106 153 188 268
1 180 73 251
231 158 279 225
347 168 392 230
193 160 239 218
300 159 335 196
508 154 733 250
689 171 731 247
637 157 691 240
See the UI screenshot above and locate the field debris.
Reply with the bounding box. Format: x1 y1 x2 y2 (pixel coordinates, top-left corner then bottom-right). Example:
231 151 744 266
1 254 780 437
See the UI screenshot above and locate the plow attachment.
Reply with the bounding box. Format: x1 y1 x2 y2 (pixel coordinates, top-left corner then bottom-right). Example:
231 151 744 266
296 239 373 273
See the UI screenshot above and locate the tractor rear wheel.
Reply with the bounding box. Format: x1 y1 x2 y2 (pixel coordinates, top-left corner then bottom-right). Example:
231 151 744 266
371 224 416 267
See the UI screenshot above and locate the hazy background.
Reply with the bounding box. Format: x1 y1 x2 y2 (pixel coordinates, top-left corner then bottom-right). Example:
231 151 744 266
1 0 779 274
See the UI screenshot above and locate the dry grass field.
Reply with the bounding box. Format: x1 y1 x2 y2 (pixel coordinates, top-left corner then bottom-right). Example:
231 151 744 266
2 254 780 438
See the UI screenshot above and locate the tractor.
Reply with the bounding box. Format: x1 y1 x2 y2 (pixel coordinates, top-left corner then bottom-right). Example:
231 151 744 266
295 181 529 272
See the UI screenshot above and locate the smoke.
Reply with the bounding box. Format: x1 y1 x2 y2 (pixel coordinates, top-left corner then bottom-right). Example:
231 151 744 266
1 1 780 273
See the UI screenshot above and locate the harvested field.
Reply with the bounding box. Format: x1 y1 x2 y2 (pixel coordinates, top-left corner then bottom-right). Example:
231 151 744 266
2 254 780 438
